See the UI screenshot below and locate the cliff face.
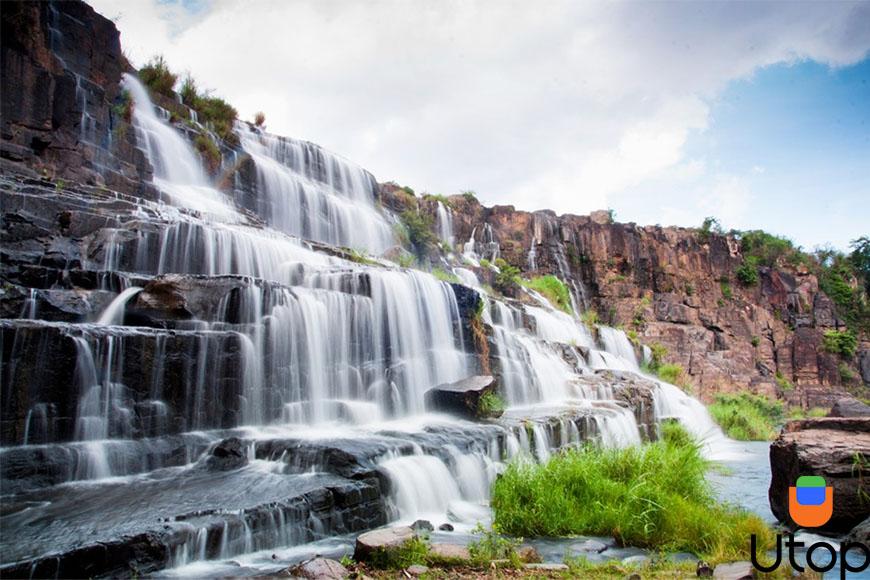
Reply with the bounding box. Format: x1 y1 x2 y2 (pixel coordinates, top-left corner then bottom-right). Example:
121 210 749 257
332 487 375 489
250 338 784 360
382 186 867 407
2 1 864 414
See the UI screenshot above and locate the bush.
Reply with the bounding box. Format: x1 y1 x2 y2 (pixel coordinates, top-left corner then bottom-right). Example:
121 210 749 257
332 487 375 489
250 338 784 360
524 275 573 314
468 524 521 567
194 94 239 144
775 371 794 391
399 209 436 257
194 134 221 174
139 55 176 97
720 279 733 300
739 230 799 268
657 363 691 392
423 193 452 207
581 309 599 328
735 256 760 286
823 329 857 358
254 111 266 127
477 391 506 418
492 423 774 560
431 267 459 284
698 216 723 243
493 258 521 293
461 190 478 203
179 74 198 107
708 393 783 441
366 536 429 569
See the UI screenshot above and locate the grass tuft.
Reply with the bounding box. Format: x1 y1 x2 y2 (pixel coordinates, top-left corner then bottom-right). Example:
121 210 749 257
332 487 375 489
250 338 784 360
524 275 573 314
491 423 774 561
708 393 783 441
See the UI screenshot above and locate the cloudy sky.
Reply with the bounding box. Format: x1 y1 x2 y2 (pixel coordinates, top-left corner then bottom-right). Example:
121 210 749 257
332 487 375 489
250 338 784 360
91 0 869 250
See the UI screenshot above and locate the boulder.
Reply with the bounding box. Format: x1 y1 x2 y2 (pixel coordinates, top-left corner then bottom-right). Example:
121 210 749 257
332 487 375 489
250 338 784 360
411 519 433 533
406 564 429 576
828 397 870 418
204 438 248 471
285 558 348 579
712 561 754 579
847 516 870 545
353 526 415 562
517 545 542 563
769 418 870 533
424 375 499 419
438 523 454 532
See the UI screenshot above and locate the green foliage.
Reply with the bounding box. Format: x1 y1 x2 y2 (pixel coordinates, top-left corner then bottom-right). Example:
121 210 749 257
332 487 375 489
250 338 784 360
478 258 491 269
139 55 176 97
366 536 429 569
839 362 857 383
112 89 133 124
581 309 599 328
775 371 794 391
626 329 639 345
818 256 870 334
735 256 760 286
719 279 733 300
657 363 690 392
477 391 506 418
491 423 773 560
698 216 723 243
346 248 376 266
461 190 478 202
493 258 521 293
423 193 452 208
564 556 699 579
823 329 858 358
179 74 198 108
193 134 221 173
648 342 668 369
467 524 521 567
524 275 573 314
708 393 783 441
788 406 829 420
431 267 460 283
194 93 239 144
851 236 870 294
396 252 415 268
684 282 695 296
739 230 801 268
606 208 616 223
751 336 761 347
399 209 436 257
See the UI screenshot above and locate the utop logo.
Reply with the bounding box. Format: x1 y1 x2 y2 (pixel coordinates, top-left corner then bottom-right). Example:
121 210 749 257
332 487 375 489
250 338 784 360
751 475 869 579
789 475 833 528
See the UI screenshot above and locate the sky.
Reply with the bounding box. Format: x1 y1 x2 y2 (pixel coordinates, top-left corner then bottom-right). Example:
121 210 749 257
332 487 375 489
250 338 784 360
90 0 869 251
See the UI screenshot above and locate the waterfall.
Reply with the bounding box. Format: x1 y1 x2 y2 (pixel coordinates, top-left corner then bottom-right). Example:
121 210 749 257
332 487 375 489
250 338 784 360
123 74 238 219
436 201 454 247
96 286 142 325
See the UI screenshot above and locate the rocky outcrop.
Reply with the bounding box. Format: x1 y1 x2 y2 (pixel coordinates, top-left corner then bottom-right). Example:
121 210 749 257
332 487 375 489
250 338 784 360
353 526 416 562
285 557 349 579
769 418 870 534
424 375 499 419
829 397 870 417
0 1 152 194
380 184 866 407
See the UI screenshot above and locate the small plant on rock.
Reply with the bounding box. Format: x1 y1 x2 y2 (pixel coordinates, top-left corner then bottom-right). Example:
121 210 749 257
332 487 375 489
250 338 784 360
139 55 177 97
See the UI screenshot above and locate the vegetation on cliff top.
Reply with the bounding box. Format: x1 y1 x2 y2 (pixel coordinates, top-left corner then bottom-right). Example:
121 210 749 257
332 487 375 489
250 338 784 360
492 422 774 561
523 275 573 314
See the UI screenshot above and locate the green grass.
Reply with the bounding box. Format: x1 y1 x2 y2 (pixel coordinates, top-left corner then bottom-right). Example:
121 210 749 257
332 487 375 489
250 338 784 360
656 363 692 393
708 393 783 441
492 423 774 561
524 275 573 314
787 406 828 420
431 267 460 283
366 535 429 569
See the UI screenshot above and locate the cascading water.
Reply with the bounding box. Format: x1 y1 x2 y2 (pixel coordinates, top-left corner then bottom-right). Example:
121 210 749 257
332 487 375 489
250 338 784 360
1 69 741 578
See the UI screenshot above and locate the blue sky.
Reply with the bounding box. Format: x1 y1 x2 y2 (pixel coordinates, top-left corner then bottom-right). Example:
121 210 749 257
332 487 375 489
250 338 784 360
615 59 870 250
93 0 870 251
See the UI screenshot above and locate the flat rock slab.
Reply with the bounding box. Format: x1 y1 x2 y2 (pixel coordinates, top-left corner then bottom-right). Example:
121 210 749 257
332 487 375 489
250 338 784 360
353 526 415 561
713 561 754 579
524 563 569 571
285 557 348 579
430 543 471 561
406 564 429 576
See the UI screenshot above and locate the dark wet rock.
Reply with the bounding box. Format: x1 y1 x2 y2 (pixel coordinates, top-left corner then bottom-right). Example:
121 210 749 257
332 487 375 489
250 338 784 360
205 437 248 471
424 375 497 419
285 557 349 579
411 519 433 533
828 397 870 418
696 560 714 577
847 516 870 544
769 418 870 533
712 561 754 579
438 523 454 532
353 526 415 562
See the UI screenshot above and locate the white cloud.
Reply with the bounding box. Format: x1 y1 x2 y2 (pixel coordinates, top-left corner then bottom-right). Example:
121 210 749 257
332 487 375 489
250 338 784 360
89 0 870 225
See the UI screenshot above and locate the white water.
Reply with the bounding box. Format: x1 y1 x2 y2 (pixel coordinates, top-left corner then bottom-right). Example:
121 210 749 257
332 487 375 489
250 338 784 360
96 286 142 325
436 201 454 247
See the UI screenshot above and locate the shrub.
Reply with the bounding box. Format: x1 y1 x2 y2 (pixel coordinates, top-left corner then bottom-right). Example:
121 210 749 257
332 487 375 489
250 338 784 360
735 256 760 286
492 423 774 560
399 209 436 257
423 193 452 207
751 336 760 347
657 363 690 392
194 134 221 174
461 190 478 203
720 280 733 300
346 248 376 266
524 275 573 314
194 94 239 144
581 309 599 328
179 74 198 107
648 342 668 370
254 111 266 127
478 258 491 269
823 329 857 358
468 524 521 567
367 536 429 569
775 371 794 391
112 89 133 123
494 258 521 293
839 362 857 383
139 55 176 97
739 230 799 268
708 393 783 441
685 282 695 296
698 216 723 243
477 391 506 418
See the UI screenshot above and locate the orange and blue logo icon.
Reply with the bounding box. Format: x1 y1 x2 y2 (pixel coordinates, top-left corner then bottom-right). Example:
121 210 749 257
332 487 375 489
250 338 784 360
788 475 833 528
